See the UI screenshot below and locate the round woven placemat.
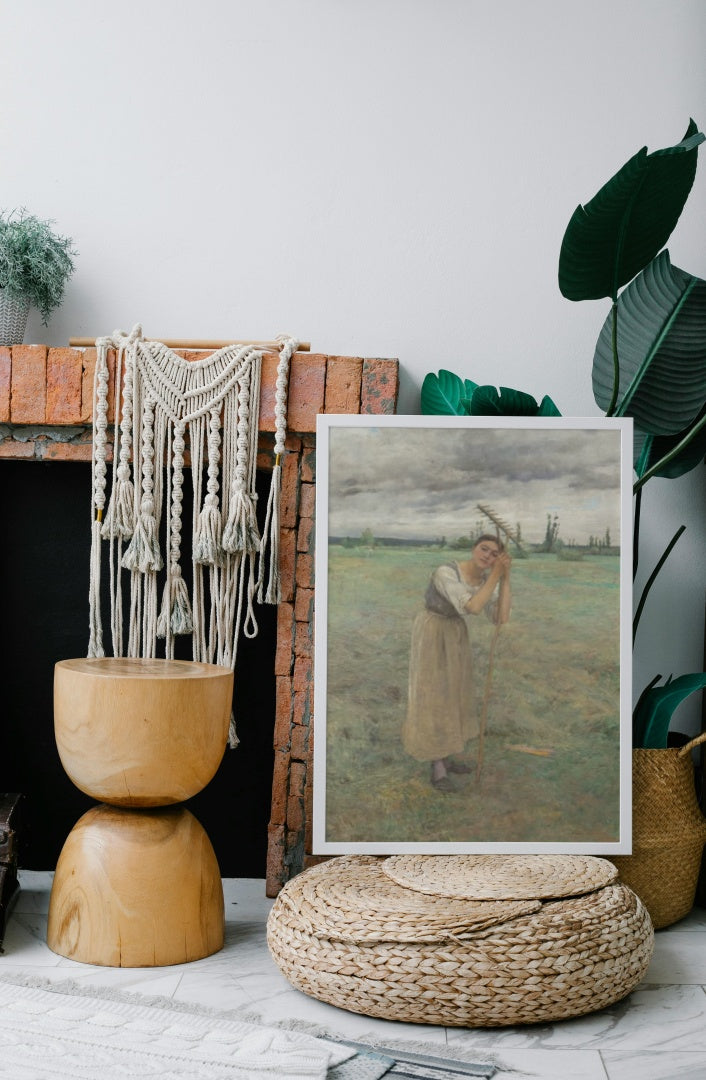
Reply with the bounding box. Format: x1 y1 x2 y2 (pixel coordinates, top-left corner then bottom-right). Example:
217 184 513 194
382 854 618 899
277 856 540 943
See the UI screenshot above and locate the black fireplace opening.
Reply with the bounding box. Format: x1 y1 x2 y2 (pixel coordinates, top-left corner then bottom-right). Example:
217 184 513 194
0 459 276 878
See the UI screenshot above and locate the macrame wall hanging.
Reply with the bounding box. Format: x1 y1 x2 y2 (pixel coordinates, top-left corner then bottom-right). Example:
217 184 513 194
88 325 297 745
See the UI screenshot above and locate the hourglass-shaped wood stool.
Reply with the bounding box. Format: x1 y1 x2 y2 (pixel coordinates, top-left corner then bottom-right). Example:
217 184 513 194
47 658 233 967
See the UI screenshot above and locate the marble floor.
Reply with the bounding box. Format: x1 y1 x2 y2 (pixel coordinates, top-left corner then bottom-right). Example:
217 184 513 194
2 871 706 1079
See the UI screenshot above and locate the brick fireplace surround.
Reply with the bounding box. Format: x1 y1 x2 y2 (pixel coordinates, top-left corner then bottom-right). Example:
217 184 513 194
0 344 399 896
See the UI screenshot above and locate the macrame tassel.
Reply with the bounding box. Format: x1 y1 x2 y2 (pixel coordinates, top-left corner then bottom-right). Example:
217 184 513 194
222 488 261 554
87 518 105 657
101 468 135 540
228 711 240 749
157 569 194 637
122 498 163 573
194 494 224 566
258 461 282 604
195 405 225 566
88 338 110 656
256 334 296 605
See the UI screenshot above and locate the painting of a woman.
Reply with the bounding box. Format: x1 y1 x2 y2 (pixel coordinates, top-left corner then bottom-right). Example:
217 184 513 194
402 534 512 791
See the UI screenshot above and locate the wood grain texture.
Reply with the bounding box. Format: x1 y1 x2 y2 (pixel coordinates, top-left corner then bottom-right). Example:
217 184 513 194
54 658 233 806
47 805 224 966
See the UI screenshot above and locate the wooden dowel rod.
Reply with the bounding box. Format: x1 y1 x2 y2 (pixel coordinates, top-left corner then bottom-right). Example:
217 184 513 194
68 337 311 351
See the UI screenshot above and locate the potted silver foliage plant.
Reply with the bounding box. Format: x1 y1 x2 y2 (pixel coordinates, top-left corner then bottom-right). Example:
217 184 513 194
0 209 76 345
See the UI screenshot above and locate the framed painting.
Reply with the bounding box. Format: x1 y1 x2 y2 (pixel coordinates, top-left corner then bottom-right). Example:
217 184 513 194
312 414 633 854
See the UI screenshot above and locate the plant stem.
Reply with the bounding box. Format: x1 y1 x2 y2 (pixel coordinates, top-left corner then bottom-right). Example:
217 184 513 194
633 525 686 644
606 302 619 417
633 410 706 493
632 487 642 581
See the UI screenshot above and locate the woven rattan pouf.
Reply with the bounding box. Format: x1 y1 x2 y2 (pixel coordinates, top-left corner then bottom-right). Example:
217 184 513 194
267 854 654 1027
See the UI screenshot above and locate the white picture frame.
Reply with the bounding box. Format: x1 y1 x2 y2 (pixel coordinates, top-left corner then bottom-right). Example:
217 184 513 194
313 414 633 855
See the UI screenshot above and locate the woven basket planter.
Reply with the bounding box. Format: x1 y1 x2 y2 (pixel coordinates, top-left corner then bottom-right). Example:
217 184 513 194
267 854 653 1027
610 733 706 930
0 290 30 346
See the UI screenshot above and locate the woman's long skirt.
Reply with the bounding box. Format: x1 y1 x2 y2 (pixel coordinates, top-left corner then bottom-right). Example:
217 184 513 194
402 610 478 762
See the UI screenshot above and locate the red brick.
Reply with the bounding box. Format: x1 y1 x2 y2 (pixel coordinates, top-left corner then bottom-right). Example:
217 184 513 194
324 356 363 413
46 348 83 423
284 433 302 454
11 345 46 422
269 750 291 826
41 441 95 462
290 724 309 762
258 351 279 433
300 441 316 483
292 689 310 727
286 796 305 835
297 515 314 555
265 824 286 897
361 358 399 415
294 586 314 624
80 348 96 421
289 760 306 800
256 434 276 471
295 620 312 660
304 762 315 854
293 656 312 694
0 348 10 422
80 347 117 422
274 602 295 676
0 439 35 458
260 351 326 435
299 482 315 520
288 355 326 433
280 449 300 528
295 552 314 590
273 676 293 750
279 528 297 603
286 761 307 851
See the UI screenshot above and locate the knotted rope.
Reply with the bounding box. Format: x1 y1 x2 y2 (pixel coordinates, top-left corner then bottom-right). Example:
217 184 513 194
88 326 297 745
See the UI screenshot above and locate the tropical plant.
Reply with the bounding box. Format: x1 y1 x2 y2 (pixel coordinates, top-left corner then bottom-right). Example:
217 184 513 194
421 370 561 417
422 121 706 748
558 120 706 748
0 209 76 323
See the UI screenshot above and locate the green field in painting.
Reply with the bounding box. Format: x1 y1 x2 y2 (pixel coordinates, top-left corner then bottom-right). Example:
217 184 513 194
324 545 622 845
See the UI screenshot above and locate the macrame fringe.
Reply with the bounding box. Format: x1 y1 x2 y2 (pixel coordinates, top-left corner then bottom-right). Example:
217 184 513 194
157 571 194 638
222 489 260 555
257 462 282 604
101 472 135 540
88 326 296 750
194 498 224 566
228 712 240 749
122 503 163 573
87 518 105 658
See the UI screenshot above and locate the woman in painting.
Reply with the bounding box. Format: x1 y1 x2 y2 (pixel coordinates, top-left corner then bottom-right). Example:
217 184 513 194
402 534 512 792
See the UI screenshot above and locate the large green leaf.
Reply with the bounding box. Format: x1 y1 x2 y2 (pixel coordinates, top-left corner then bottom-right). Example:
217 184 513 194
559 120 704 301
592 251 706 434
634 406 706 480
633 672 706 748
421 370 478 414
470 385 562 416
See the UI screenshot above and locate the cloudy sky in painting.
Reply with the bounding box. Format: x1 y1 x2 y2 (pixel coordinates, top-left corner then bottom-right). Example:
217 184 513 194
325 422 625 546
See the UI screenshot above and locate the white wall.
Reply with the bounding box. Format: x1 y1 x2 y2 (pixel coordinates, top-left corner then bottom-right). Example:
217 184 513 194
3 0 705 726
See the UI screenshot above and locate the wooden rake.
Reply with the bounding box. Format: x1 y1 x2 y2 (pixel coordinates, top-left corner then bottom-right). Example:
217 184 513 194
475 620 502 782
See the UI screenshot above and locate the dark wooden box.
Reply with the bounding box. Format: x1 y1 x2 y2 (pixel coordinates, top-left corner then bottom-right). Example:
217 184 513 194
0 793 23 949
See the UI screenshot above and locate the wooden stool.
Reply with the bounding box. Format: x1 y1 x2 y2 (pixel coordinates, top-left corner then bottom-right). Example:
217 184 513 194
47 658 233 967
